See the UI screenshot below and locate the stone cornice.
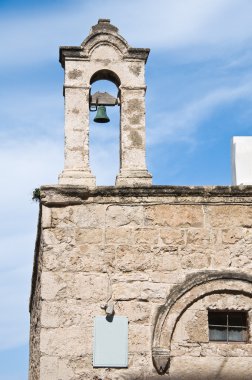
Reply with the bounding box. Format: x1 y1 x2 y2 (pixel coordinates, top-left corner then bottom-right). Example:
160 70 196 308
39 185 252 206
59 46 84 67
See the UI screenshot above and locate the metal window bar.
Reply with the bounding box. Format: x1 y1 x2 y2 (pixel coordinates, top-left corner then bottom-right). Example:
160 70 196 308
208 312 247 343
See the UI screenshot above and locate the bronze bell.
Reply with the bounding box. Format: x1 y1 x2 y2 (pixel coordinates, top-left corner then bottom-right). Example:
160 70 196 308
94 105 110 123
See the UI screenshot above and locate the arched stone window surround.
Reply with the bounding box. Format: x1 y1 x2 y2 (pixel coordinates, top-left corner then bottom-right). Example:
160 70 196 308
152 271 252 375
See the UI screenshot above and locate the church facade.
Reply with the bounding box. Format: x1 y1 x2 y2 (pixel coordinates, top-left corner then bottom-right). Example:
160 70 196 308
29 20 252 380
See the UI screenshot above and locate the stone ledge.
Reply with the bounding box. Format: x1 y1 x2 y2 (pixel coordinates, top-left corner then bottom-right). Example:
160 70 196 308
39 185 252 206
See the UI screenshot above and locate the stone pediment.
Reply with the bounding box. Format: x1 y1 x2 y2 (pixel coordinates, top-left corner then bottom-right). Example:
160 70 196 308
59 19 150 67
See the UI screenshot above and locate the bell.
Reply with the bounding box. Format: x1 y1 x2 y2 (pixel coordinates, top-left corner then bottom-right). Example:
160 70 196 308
93 105 110 123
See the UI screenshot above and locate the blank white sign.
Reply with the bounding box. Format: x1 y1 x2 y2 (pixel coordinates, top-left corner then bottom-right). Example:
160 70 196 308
93 316 128 367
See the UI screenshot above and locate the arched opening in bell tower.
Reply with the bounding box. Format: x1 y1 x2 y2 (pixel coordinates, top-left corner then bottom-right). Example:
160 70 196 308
89 70 121 185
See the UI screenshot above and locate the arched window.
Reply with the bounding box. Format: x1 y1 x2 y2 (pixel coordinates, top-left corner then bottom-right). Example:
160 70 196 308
89 71 120 185
152 271 252 375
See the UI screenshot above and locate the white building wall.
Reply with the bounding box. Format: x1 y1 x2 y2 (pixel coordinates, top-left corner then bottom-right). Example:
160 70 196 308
232 136 252 185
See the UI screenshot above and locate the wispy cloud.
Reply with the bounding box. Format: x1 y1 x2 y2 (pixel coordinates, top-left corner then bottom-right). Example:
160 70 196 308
1 0 252 68
0 139 62 350
0 264 31 350
0 91 63 139
148 80 252 145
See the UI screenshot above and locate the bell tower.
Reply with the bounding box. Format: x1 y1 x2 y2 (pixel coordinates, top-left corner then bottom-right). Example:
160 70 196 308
58 19 152 187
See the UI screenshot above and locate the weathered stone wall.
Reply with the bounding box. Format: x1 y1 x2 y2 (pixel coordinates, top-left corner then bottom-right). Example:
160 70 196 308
29 186 252 380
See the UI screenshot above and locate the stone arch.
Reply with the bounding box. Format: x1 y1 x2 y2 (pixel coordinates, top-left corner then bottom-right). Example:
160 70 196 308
85 36 128 57
81 26 129 57
90 69 121 88
152 271 252 375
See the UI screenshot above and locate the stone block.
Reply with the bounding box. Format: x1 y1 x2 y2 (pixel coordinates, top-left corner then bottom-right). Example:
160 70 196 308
115 245 152 272
221 228 244 244
40 326 86 356
41 302 60 328
206 205 252 228
113 280 169 302
230 246 252 269
186 229 215 246
112 271 149 282
58 358 75 380
134 228 159 245
160 229 185 245
106 205 144 227
170 343 202 357
129 324 151 353
41 272 109 302
78 244 115 272
201 343 252 357
112 282 141 301
41 300 103 328
52 204 105 228
41 272 67 301
66 355 93 376
211 248 231 268
105 227 134 244
150 271 185 284
42 229 62 246
170 357 252 380
145 205 204 227
186 310 209 343
116 301 150 323
43 244 115 272
42 206 51 228
140 282 169 301
72 273 110 302
152 246 180 272
76 228 104 244
40 356 58 380
180 249 211 270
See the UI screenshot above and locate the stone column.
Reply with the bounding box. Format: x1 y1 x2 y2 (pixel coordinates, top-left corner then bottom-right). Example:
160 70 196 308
116 86 152 186
58 86 96 187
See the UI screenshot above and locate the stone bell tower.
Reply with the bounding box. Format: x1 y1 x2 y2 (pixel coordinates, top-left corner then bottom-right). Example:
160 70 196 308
29 19 252 380
58 18 152 187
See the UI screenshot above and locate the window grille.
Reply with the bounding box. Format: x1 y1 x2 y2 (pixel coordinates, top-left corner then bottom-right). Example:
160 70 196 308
208 311 248 343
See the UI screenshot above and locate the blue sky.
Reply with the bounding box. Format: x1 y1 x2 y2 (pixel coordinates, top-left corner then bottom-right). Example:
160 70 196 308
1 0 252 378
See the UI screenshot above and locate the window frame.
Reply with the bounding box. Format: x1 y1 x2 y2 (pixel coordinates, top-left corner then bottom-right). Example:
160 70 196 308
208 310 249 344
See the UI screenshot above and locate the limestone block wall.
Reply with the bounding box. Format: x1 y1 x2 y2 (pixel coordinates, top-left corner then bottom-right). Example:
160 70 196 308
29 186 252 380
